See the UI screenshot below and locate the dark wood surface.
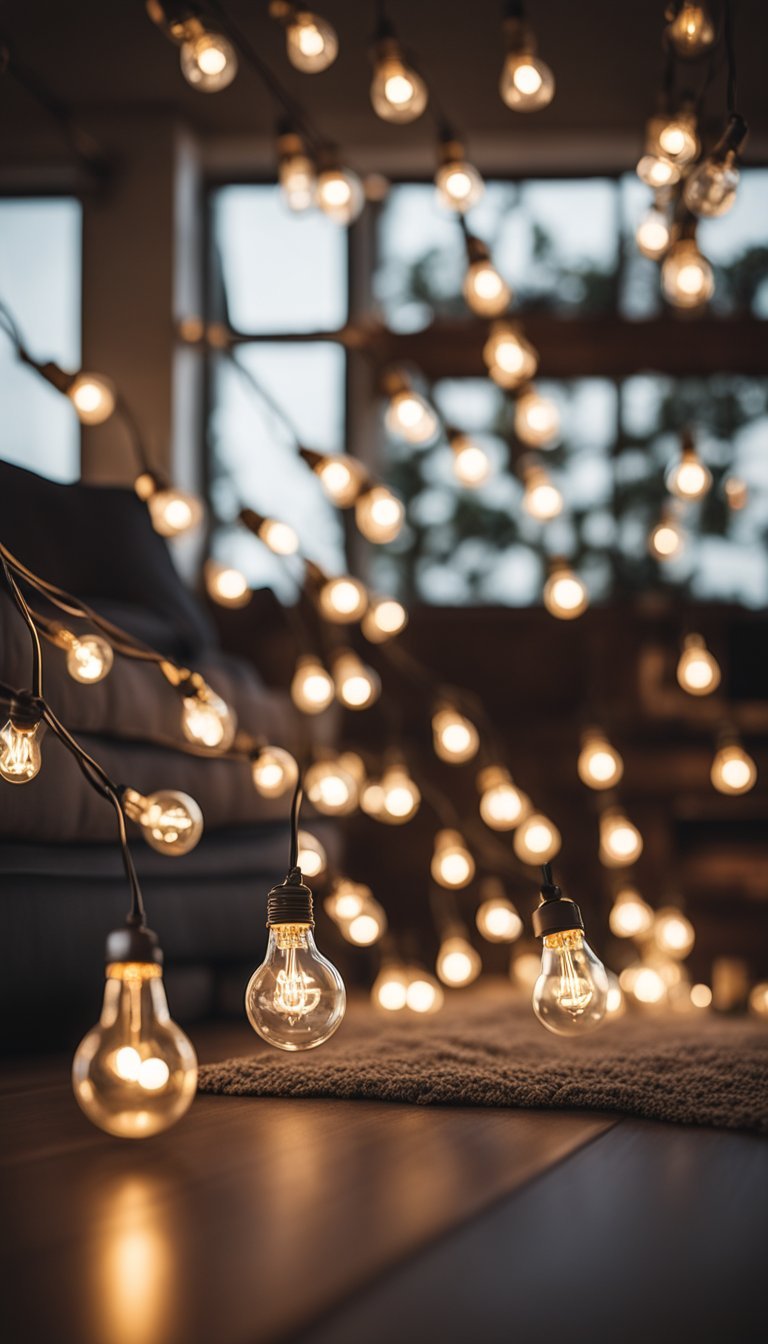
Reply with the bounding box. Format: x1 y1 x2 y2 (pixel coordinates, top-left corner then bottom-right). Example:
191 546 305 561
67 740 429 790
2 1022 765 1344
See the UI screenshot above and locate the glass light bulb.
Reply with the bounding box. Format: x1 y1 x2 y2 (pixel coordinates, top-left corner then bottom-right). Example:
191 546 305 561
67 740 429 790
649 517 685 559
0 718 44 784
434 158 484 212
636 154 682 188
180 30 238 91
667 449 712 501
711 744 757 795
483 323 539 388
362 595 408 643
463 260 511 317
543 568 589 620
258 518 299 556
384 388 439 445
432 708 480 763
72 962 197 1137
605 970 625 1018
436 936 481 987
608 887 654 938
724 476 748 510
476 897 523 943
684 154 740 217
355 486 405 543
360 779 386 818
304 758 359 815
67 373 116 425
316 168 364 225
515 389 560 447
291 657 334 714
285 11 338 72
513 813 561 865
599 811 643 867
344 899 386 946
523 468 563 520
333 652 381 710
372 964 410 1011
676 635 721 695
147 488 204 538
370 51 428 123
181 687 236 750
204 560 251 608
65 633 114 684
478 766 530 830
325 879 368 923
380 764 421 822
500 54 555 111
245 924 345 1051
124 788 204 856
405 969 444 1013
450 434 493 487
296 831 326 878
318 575 368 622
656 116 700 164
623 964 667 1005
749 983 768 1017
279 152 316 211
654 907 695 959
577 732 623 790
533 930 609 1035
667 4 716 58
661 240 714 309
431 829 475 888
252 746 299 799
314 454 367 506
635 208 671 260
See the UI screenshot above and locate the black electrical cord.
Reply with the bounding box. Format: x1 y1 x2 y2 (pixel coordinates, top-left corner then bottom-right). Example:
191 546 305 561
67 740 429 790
288 774 303 874
723 0 737 116
1 557 43 697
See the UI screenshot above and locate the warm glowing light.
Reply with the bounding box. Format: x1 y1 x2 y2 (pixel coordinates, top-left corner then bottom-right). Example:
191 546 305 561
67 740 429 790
649 516 685 560
290 656 334 714
362 595 408 643
577 730 623 790
543 567 589 620
667 442 712 501
661 239 714 309
313 454 367 507
318 575 368 622
725 477 748 511
435 154 484 212
533 930 609 1036
304 758 359 815
252 746 299 799
296 830 326 878
431 829 475 889
483 322 539 389
67 373 116 425
522 466 562 520
371 46 428 123
476 896 523 943
278 143 316 212
325 879 368 923
379 764 421 823
450 434 493 487
749 982 768 1017
635 208 672 260
64 633 114 684
284 9 338 72
636 155 681 188
676 634 721 696
514 388 560 448
146 488 204 538
180 28 238 91
181 686 236 751
500 54 555 111
355 486 405 543
245 920 345 1051
122 788 204 856
384 388 439 445
316 167 364 225
654 907 695 959
599 810 643 868
463 259 511 318
512 951 542 990
258 518 299 556
333 651 381 710
631 966 667 1005
372 964 410 1011
710 742 757 796
405 971 444 1014
0 717 44 784
666 4 716 59
432 707 480 764
684 154 740 218
608 887 654 938
477 766 530 830
513 813 561 865
437 936 481 987
204 560 251 608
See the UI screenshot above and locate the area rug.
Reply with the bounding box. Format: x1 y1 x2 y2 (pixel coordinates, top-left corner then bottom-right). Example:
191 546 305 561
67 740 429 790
198 997 768 1133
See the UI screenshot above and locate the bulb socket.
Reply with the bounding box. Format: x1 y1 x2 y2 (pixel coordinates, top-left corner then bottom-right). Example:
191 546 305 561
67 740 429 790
267 873 315 926
105 922 163 965
2 691 44 730
532 895 584 939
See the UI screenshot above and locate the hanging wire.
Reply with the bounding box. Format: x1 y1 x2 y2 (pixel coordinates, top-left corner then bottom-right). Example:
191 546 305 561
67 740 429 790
1 557 43 697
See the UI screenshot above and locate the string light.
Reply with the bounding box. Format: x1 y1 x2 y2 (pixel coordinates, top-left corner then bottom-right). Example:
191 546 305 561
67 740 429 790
370 17 428 123
649 511 686 560
179 23 238 91
252 746 299 798
434 128 484 212
665 3 716 59
710 739 757 796
676 634 721 696
532 868 609 1036
684 114 748 218
608 886 654 938
305 756 359 815
623 963 667 1006
325 878 368 923
270 2 338 73
332 650 381 710
383 378 439 445
462 237 511 318
432 706 480 764
405 968 444 1014
476 883 523 942
60 631 114 684
646 108 700 167
449 431 494 487
136 474 205 538
661 237 714 309
436 935 482 987
577 729 624 790
0 704 44 784
513 813 561 865
599 809 644 868
354 486 405 543
66 373 116 425
290 656 335 714
378 763 421 823
635 205 673 260
477 765 530 830
361 595 408 643
122 787 204 856
318 575 368 623
605 971 625 1018
372 963 410 1011
483 321 539 389
431 829 475 888
499 6 555 112
666 431 712 501
276 126 317 212
514 386 560 448
522 464 563 521
178 677 237 751
296 830 327 878
654 907 695 959
543 564 589 620
636 154 682 189
302 450 367 507
690 983 712 1009
724 476 748 511
749 983 768 1017
342 896 388 947
316 158 365 225
204 560 251 608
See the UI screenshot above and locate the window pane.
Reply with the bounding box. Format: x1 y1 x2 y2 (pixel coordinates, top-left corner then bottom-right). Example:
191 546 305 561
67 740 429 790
0 199 81 481
213 185 348 333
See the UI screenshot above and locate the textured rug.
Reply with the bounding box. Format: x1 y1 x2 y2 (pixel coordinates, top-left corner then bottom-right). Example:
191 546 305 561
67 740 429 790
198 997 768 1133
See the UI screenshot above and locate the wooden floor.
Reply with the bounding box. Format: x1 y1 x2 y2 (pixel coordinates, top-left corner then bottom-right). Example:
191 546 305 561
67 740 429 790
2 1021 766 1344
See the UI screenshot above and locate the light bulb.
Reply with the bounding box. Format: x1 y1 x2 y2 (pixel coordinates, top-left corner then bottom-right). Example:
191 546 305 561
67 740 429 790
251 747 298 800
370 42 428 123
655 113 700 165
515 388 560 448
333 650 381 710
477 766 530 830
0 714 44 784
296 830 326 878
304 757 359 816
405 968 444 1014
463 259 511 318
313 453 367 506
431 829 475 889
636 154 681 188
522 466 563 521
379 763 421 823
667 440 712 501
649 515 685 560
676 634 721 695
362 595 408 643
64 633 114 684
343 897 387 947
605 970 625 1018
372 964 410 1011
316 166 364 225
577 730 624 790
690 983 712 1009
180 28 238 91
355 486 405 543
257 517 299 556
284 8 338 72
360 779 386 818
654 907 695 959
122 787 204 856
661 239 714 309
318 575 368 623
325 879 368 923
72 929 197 1138
384 387 439 445
624 964 667 1005
725 476 748 511
476 895 523 943
513 813 561 864
533 931 608 1035
543 567 589 620
609 887 654 938
246 923 345 1052
599 810 643 867
749 983 768 1017
204 560 251 608
500 54 555 111
684 153 740 217
483 322 539 389
666 4 716 58
436 936 481 988
432 707 480 764
512 950 542 990
277 136 317 212
711 742 757 796
290 656 335 714
434 147 484 213
67 373 116 425
635 207 672 260
181 685 236 750
450 433 493 487
146 488 204 538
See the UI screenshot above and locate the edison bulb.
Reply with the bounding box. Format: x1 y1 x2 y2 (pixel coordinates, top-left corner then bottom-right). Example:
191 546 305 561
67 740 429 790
431 830 475 889
636 154 682 189
543 567 589 620
181 686 236 750
316 167 364 225
577 731 624 790
372 964 409 1011
609 887 654 938
677 634 721 695
370 47 428 123
384 388 438 445
296 831 326 878
684 154 740 217
284 9 338 72
463 260 511 317
432 707 480 763
500 54 555 111
437 936 481 988
325 879 367 924
252 746 299 799
180 29 238 91
204 561 251 608
653 114 700 165
515 388 560 447
65 633 114 684
625 964 667 1005
711 743 757 796
477 766 530 830
333 651 381 710
0 717 44 784
355 486 405 543
278 149 316 212
380 764 421 823
246 923 345 1051
667 445 712 501
360 779 386 818
258 517 299 556
67 373 116 425
476 897 523 943
533 930 608 1035
599 810 643 867
451 434 493 487
749 983 768 1017
362 595 408 643
667 3 716 58
654 907 695 959
523 467 562 520
343 897 387 946
291 657 334 714
636 208 672 260
122 788 204 856
405 969 444 1014
147 488 204 538
318 575 368 622
604 970 625 1018
483 322 539 389
304 758 359 816
435 157 484 213
72 958 197 1138
661 240 714 308
649 516 685 560
314 453 367 507
513 813 561 865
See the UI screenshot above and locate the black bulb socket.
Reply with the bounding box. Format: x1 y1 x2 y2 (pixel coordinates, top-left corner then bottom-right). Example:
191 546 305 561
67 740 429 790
267 872 314 926
105 922 164 966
